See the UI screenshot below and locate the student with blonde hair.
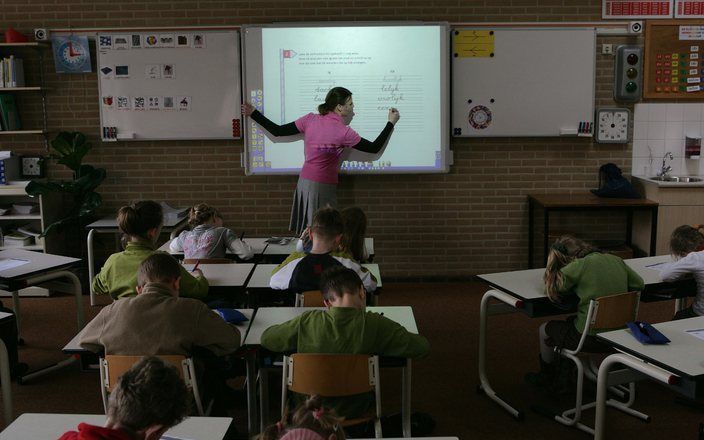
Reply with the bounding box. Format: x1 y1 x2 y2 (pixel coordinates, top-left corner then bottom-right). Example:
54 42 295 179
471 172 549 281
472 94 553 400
170 203 253 260
527 235 644 386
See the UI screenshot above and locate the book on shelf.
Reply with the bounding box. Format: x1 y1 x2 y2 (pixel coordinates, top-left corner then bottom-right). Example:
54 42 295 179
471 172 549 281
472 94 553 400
0 94 21 131
3 230 34 247
0 56 25 88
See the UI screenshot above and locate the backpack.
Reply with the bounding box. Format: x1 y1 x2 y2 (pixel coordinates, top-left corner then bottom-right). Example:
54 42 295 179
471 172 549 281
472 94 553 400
591 163 641 199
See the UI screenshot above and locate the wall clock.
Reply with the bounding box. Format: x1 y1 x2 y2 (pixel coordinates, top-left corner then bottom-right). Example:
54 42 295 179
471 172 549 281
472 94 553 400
596 108 630 143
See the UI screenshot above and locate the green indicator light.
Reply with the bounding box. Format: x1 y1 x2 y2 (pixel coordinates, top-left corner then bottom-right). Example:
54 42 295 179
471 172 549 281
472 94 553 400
625 82 638 93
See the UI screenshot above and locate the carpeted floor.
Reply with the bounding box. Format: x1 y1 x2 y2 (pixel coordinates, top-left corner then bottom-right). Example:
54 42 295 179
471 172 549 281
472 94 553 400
2 282 702 439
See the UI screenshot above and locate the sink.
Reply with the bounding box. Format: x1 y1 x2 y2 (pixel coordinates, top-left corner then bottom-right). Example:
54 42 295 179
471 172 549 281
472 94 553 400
649 176 703 183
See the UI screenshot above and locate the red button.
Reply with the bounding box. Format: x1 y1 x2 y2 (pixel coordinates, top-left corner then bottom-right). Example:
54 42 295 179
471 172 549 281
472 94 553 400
656 86 663 92
657 62 663 67
657 54 663 60
665 54 672 60
656 77 662 83
656 69 662 75
665 77 671 83
664 86 671 92
664 69 671 75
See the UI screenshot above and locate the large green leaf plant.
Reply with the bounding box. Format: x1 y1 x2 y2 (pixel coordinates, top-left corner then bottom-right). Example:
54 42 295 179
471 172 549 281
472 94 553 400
26 131 107 236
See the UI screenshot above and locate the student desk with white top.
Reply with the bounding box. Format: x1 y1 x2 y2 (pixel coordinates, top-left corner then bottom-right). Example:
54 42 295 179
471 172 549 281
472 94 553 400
181 262 255 297
256 237 375 263
474 254 688 419
61 309 257 437
244 306 415 437
593 316 704 440
0 413 233 440
245 263 382 307
86 215 189 306
158 237 269 260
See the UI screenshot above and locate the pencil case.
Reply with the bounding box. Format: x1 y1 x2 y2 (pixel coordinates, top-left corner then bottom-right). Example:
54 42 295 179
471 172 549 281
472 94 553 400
215 308 248 324
626 321 670 344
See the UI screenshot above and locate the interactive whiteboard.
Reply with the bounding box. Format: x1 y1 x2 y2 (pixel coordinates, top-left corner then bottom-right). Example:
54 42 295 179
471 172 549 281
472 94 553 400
97 30 241 141
451 27 596 137
242 24 450 175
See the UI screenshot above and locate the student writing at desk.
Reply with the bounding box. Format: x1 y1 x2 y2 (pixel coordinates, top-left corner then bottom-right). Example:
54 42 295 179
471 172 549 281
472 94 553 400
92 201 208 300
526 235 644 390
659 225 704 320
297 206 370 263
243 87 400 234
170 203 253 260
262 266 428 420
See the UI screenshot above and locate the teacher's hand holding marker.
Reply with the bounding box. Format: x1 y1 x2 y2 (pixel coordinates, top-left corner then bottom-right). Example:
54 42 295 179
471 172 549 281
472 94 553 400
242 87 400 234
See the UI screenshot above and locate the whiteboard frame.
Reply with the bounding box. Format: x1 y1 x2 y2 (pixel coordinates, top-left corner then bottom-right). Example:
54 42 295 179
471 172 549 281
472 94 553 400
241 22 451 176
97 29 242 141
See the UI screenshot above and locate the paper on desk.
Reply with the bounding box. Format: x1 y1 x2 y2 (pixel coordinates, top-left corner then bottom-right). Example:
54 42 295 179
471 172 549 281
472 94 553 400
0 258 29 271
685 328 704 341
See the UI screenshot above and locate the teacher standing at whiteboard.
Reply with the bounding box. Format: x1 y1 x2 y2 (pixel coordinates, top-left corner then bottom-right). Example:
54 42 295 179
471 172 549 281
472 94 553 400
242 87 400 234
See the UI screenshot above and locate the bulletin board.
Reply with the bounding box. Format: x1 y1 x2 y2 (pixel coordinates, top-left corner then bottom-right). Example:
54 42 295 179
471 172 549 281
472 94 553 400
451 27 596 137
96 30 241 141
644 20 704 99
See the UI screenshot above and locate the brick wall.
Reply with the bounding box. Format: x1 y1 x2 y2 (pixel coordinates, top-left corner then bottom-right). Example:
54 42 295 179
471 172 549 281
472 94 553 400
0 0 640 278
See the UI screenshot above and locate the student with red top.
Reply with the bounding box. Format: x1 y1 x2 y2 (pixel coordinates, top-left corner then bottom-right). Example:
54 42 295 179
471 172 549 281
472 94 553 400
242 87 400 234
58 356 189 440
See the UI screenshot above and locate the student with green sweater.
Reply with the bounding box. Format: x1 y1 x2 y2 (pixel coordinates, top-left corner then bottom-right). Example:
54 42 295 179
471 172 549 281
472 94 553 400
261 265 429 419
92 200 208 300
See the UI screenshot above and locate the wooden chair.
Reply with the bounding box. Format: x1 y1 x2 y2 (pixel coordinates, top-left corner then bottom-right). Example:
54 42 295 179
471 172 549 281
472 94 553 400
294 290 324 307
99 355 211 416
553 291 648 435
182 258 232 264
281 353 382 438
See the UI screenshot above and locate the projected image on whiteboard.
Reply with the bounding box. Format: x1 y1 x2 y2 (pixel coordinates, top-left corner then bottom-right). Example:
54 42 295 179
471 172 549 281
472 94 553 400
245 25 448 174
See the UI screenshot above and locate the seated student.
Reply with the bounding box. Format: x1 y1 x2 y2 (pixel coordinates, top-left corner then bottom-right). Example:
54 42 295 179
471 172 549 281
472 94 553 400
262 265 429 418
259 395 345 440
660 225 704 320
170 203 253 260
93 200 208 300
59 356 190 440
271 207 376 293
297 206 370 262
527 235 644 388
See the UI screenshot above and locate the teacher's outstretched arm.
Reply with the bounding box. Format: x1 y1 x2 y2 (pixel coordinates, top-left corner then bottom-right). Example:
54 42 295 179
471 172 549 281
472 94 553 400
241 102 300 137
352 108 400 154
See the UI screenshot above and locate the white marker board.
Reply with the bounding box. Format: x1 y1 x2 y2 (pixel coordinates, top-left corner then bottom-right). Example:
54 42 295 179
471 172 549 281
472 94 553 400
241 23 450 175
97 30 241 141
451 27 596 137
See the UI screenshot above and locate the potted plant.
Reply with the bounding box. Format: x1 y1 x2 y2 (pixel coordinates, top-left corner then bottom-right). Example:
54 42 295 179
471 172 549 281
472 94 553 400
25 131 107 237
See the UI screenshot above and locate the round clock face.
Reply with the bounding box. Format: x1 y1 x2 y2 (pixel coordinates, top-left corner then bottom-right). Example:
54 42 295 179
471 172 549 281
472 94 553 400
597 110 629 143
57 40 90 71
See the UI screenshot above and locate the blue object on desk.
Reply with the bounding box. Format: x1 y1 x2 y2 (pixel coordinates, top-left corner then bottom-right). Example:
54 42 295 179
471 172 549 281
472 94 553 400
626 321 670 344
215 308 248 324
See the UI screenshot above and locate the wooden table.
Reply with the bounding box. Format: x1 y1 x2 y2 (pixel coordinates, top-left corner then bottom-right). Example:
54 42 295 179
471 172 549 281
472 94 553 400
527 193 659 268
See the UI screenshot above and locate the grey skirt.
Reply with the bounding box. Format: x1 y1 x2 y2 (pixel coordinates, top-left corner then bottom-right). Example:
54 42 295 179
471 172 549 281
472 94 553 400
289 178 337 234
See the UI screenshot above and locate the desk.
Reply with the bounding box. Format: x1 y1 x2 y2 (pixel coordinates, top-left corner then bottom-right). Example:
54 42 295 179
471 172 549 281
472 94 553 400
527 193 659 268
181 263 254 294
158 237 269 259
244 306 414 437
87 215 189 306
258 237 375 263
475 254 680 419
594 316 704 439
0 413 233 439
62 309 256 436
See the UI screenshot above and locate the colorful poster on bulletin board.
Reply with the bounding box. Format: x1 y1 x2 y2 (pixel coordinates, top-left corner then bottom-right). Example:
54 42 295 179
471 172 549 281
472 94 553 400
675 0 704 17
602 0 673 18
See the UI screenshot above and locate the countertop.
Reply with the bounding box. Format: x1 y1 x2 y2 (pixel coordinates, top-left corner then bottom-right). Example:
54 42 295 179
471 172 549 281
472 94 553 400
633 175 704 188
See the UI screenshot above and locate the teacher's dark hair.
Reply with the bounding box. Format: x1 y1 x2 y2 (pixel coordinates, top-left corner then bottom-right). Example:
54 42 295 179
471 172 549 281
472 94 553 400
318 87 352 115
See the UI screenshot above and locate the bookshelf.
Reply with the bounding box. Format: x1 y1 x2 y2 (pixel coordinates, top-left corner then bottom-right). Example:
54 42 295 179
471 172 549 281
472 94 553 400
0 42 49 150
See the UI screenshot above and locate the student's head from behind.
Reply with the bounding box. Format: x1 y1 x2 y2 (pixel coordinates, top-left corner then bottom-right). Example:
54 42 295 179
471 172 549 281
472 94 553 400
320 266 365 309
188 203 221 228
258 395 345 440
670 224 704 258
310 207 344 251
136 253 182 295
106 356 189 440
340 207 367 262
117 200 163 244
543 235 599 302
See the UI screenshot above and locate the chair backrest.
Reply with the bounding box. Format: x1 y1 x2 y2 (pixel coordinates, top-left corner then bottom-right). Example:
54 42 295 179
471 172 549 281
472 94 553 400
589 291 641 332
285 353 377 396
99 354 208 416
296 290 325 307
182 258 232 264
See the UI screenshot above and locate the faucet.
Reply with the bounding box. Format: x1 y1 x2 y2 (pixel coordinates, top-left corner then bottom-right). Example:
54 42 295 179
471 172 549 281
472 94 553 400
658 152 674 177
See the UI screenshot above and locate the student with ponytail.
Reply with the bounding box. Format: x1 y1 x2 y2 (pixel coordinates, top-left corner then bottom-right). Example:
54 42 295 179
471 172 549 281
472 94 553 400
259 395 345 440
242 87 400 234
527 235 644 386
92 200 209 300
660 224 704 319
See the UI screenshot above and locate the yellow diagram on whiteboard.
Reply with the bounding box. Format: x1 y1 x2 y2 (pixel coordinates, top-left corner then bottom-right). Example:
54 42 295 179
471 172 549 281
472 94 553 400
454 30 495 58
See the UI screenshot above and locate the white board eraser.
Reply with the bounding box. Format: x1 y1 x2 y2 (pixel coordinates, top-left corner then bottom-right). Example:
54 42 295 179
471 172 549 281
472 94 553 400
560 128 579 136
116 132 135 140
